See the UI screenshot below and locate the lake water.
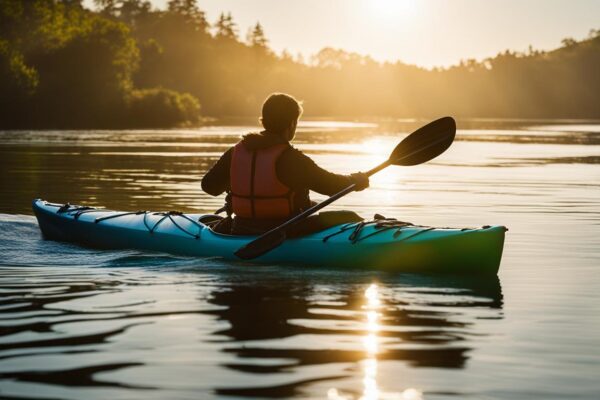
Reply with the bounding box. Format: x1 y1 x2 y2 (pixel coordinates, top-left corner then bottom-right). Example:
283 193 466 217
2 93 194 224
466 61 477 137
0 120 599 399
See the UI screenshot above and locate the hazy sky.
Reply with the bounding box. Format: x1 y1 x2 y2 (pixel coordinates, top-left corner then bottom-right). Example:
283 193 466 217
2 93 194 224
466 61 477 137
88 0 600 68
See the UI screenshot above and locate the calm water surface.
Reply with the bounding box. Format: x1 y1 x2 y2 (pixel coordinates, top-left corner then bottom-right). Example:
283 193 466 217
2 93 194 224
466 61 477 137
0 120 599 399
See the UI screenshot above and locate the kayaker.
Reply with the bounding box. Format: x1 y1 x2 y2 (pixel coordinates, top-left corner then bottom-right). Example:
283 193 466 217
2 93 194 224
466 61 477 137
201 93 369 235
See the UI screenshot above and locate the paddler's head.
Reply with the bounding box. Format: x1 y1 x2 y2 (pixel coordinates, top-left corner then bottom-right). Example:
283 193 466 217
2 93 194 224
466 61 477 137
260 93 303 142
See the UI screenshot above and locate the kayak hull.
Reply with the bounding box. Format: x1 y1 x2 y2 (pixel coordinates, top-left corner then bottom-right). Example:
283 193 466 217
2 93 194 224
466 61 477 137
32 199 506 274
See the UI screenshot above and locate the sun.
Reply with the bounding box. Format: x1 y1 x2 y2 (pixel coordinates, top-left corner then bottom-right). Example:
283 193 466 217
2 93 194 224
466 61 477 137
368 0 418 21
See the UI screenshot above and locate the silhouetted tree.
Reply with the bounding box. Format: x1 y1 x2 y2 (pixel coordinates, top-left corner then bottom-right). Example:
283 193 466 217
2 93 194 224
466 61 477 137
561 37 577 47
167 0 207 31
214 12 237 40
0 0 598 128
247 22 268 49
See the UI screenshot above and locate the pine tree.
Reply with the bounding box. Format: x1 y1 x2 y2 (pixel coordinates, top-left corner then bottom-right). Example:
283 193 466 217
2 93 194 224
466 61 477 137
214 12 237 39
247 22 267 48
167 0 207 31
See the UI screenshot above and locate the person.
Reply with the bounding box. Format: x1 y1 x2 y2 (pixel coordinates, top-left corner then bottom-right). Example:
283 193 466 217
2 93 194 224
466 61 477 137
201 93 369 235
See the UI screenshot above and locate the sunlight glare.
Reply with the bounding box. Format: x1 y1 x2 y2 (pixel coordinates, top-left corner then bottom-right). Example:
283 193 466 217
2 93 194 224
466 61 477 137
366 310 380 332
361 139 388 157
400 388 423 400
360 139 393 181
327 283 423 399
365 283 381 308
327 388 350 400
363 284 381 355
362 358 379 400
363 332 379 355
368 0 418 22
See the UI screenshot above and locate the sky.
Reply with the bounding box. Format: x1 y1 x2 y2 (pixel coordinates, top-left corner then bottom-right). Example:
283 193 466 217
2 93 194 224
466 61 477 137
87 0 600 68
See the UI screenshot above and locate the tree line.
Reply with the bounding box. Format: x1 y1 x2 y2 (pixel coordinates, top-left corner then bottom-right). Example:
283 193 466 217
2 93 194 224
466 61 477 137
1 0 598 129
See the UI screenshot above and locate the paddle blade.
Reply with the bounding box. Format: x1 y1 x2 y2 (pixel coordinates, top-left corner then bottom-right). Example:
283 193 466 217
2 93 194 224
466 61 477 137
234 229 287 260
390 116 456 166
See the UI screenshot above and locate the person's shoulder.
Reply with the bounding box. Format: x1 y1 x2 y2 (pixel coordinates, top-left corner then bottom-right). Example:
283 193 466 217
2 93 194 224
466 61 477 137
280 144 316 168
284 143 305 157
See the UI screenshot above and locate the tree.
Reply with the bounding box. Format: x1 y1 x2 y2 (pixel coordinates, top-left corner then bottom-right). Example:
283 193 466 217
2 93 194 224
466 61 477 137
94 0 120 16
561 37 577 47
214 12 237 39
247 22 268 49
0 0 202 128
167 0 207 31
2 0 599 127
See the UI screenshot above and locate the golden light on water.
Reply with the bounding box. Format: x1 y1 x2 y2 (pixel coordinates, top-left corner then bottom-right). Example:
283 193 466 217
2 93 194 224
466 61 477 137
361 139 389 157
363 332 379 356
358 138 399 186
329 283 423 399
365 283 381 307
400 388 423 400
362 284 381 400
366 310 380 332
363 283 382 357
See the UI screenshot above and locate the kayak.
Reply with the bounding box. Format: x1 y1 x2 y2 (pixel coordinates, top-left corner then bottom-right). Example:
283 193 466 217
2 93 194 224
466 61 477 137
32 199 507 274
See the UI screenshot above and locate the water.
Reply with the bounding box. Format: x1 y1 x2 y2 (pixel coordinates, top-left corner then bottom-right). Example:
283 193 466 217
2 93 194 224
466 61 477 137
0 120 599 399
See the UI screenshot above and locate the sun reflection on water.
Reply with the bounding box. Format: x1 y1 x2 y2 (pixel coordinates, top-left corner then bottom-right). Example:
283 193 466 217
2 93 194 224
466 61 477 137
362 139 389 156
328 283 423 400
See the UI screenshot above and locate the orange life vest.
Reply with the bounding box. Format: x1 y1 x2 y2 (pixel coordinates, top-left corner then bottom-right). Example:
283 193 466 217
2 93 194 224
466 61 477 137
230 142 295 219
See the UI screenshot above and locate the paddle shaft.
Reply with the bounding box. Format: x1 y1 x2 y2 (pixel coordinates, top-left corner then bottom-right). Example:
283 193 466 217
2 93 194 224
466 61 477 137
215 206 227 214
216 159 391 217
234 116 456 259
253 130 452 230
244 130 455 240
251 159 392 236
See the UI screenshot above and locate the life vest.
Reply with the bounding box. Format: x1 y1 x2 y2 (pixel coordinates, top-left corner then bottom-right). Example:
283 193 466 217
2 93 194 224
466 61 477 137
230 142 294 219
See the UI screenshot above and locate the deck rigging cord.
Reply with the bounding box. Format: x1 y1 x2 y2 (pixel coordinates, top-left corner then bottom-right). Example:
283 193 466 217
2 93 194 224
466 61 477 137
46 201 482 244
51 202 204 240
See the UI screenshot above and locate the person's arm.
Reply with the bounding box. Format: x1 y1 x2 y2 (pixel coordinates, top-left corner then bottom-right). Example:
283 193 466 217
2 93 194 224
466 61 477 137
201 147 233 196
277 148 368 196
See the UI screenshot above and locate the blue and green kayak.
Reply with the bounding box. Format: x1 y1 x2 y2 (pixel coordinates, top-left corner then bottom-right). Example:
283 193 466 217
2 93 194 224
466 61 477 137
33 199 506 274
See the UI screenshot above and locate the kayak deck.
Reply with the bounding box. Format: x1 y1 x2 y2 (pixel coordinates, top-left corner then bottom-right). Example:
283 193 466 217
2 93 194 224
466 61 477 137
32 199 507 274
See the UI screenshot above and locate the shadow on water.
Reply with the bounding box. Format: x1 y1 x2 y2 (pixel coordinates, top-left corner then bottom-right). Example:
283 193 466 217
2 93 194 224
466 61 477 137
201 273 503 397
0 159 510 399
0 256 502 398
0 266 152 390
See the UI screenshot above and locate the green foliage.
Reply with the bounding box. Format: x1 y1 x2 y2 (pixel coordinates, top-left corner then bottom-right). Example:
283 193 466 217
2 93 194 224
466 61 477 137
0 0 598 128
0 39 39 93
127 87 200 127
167 0 207 30
0 0 200 128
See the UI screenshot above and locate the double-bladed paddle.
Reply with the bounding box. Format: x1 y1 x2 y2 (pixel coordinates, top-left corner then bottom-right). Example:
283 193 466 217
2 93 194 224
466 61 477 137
234 116 457 260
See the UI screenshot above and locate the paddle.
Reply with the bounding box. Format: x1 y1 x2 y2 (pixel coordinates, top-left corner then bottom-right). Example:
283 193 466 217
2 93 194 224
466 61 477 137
234 116 457 260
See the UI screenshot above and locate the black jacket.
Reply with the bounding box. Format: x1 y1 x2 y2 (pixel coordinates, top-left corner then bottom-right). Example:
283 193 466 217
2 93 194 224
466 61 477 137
201 131 354 233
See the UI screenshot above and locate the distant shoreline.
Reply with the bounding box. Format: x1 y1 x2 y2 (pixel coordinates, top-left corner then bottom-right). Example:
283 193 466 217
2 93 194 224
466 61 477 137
2 117 600 132
2 2 598 130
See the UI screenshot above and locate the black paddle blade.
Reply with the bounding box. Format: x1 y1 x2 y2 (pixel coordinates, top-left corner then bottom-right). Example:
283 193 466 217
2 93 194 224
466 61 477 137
235 229 287 260
390 116 456 166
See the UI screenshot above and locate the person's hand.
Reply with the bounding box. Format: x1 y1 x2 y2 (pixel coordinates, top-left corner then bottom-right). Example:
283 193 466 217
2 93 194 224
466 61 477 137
350 172 369 191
